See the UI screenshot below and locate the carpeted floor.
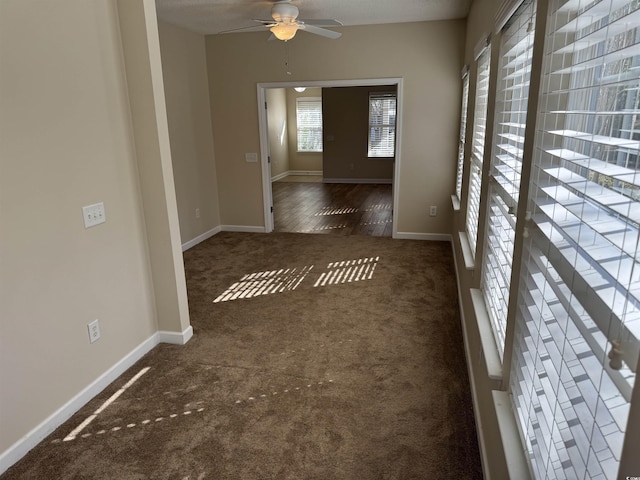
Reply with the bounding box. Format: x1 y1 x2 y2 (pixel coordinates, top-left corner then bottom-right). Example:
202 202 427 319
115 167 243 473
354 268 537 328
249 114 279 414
2 232 482 479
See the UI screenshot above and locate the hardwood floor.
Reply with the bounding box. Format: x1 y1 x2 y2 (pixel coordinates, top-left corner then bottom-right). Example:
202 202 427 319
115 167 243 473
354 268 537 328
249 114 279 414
272 180 393 237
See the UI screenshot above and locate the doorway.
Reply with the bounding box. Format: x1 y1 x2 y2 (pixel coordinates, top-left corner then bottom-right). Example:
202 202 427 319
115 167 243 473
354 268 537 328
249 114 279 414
257 78 403 237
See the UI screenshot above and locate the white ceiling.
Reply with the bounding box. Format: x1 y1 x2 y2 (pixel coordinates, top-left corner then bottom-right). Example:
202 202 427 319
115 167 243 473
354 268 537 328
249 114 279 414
155 0 472 36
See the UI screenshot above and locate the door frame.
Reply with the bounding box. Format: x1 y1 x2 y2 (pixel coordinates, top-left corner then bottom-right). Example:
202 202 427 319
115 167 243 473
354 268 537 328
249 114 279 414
257 77 403 236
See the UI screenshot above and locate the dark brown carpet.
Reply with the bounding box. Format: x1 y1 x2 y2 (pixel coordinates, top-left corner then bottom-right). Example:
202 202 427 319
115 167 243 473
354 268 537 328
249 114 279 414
2 232 482 479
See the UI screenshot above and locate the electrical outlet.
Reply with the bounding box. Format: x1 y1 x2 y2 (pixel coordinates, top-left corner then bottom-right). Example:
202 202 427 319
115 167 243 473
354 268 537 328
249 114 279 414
82 202 106 228
429 205 437 217
195 208 200 219
88 319 101 343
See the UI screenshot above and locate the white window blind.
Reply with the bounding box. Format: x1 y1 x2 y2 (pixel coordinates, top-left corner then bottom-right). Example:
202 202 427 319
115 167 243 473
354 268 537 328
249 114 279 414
482 0 536 359
368 93 396 157
296 97 322 152
456 72 470 200
466 45 492 255
511 0 640 478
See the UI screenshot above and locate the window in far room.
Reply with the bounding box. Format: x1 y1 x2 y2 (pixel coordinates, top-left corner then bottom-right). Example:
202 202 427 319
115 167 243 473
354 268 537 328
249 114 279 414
296 97 323 152
368 93 397 157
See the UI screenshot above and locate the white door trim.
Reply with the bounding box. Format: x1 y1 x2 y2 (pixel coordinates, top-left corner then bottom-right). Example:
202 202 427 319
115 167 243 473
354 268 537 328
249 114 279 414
256 77 403 237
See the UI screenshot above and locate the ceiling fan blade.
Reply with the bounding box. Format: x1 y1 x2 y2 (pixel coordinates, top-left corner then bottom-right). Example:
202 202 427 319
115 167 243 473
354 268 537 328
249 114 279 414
217 24 272 34
298 19 342 27
300 24 341 39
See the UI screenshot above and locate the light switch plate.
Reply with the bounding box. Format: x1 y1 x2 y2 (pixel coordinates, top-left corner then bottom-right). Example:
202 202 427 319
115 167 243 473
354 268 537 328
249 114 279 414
245 152 258 163
82 202 106 228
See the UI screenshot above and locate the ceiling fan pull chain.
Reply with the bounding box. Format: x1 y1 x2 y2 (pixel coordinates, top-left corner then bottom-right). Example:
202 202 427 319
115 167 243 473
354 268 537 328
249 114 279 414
284 42 292 75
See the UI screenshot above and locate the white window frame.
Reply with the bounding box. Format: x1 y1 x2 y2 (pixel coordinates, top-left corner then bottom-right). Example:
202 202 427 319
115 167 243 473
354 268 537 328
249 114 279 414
368 92 397 158
466 42 492 256
296 97 323 152
456 69 471 201
508 1 640 478
481 0 536 360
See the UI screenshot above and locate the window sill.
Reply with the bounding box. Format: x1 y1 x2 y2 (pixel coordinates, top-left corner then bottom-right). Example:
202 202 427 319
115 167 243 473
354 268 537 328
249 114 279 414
451 194 461 212
492 391 530 479
458 231 475 270
471 288 503 381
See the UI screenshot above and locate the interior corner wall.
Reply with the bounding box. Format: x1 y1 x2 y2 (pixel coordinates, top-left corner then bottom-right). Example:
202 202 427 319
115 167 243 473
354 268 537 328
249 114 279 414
205 20 465 235
0 0 157 458
451 0 513 478
286 88 323 173
116 0 190 335
322 85 395 181
266 88 291 179
158 20 221 245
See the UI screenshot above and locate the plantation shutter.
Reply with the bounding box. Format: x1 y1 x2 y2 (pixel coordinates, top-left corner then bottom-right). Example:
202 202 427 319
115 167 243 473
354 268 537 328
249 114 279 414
466 43 492 255
481 0 536 358
456 70 471 201
511 0 640 477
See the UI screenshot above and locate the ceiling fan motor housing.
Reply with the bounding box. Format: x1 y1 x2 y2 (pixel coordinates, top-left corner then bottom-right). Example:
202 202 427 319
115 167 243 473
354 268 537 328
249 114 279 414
271 3 299 23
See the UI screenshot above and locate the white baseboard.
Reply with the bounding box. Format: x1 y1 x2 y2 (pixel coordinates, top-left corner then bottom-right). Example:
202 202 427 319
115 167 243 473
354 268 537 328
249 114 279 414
158 325 193 345
221 225 266 233
181 227 221 252
0 327 195 475
0 333 159 475
393 232 452 242
271 170 323 182
289 170 322 176
271 171 289 182
323 177 392 184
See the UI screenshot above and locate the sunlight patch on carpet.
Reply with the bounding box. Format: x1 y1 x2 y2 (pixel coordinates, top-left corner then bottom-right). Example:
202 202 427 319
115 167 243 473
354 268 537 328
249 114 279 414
213 266 313 303
314 257 379 287
62 367 150 442
214 257 379 303
234 379 333 406
53 402 205 444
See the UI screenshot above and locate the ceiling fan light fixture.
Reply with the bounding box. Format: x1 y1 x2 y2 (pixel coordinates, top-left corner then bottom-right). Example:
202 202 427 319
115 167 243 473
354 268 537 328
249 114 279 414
270 23 298 41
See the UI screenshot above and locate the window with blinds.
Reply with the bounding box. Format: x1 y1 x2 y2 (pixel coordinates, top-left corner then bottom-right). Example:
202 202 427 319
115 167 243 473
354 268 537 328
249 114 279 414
467 45 492 255
456 72 470 201
296 97 323 152
482 0 536 359
510 0 640 478
368 93 396 157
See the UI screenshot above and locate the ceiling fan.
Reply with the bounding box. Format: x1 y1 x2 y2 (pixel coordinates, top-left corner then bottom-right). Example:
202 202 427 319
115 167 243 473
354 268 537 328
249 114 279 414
219 0 342 41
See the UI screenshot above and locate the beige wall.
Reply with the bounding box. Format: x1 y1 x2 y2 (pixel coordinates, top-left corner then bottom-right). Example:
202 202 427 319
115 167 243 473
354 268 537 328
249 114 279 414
0 0 191 469
206 21 465 234
322 85 395 181
158 20 221 244
266 88 290 179
0 0 158 454
286 88 323 173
